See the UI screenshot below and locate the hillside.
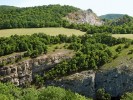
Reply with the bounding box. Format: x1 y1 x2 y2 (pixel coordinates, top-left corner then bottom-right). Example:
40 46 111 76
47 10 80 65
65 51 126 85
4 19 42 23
0 5 18 12
0 5 79 29
109 15 133 26
100 14 124 20
0 5 104 29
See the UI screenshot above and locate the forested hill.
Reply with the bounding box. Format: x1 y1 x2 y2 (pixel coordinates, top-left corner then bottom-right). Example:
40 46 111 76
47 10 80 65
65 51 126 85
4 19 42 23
100 14 124 20
0 5 79 29
0 5 18 12
108 15 133 26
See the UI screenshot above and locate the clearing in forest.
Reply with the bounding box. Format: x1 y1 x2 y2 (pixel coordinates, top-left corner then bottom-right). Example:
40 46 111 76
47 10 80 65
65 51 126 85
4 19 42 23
0 28 85 37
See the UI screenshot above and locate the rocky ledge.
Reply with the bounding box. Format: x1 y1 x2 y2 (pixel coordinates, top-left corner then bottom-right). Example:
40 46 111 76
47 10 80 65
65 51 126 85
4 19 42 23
0 51 71 86
46 64 133 98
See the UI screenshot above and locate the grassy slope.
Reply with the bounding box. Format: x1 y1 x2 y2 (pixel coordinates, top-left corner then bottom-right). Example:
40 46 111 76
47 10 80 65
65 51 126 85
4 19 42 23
112 34 133 39
101 44 133 70
0 28 85 37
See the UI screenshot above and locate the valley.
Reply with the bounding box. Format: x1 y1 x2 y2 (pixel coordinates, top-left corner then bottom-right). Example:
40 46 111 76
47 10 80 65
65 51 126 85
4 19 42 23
0 4 133 100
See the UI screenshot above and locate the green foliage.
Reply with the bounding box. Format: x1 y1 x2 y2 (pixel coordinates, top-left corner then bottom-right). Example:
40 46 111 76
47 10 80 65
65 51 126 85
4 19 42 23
96 88 111 100
0 82 90 100
34 74 44 87
121 92 133 100
0 33 69 60
39 86 89 100
100 14 124 20
128 49 133 54
45 33 128 79
0 5 78 29
116 45 123 53
124 43 130 48
20 88 39 100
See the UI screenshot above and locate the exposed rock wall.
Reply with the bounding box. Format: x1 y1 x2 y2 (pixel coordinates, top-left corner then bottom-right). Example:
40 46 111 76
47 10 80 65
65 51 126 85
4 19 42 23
65 9 103 26
46 71 95 97
95 65 133 97
0 52 69 86
1 52 133 98
46 65 133 98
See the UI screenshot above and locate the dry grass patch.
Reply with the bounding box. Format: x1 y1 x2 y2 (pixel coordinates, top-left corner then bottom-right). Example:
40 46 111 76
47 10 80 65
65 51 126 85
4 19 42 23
112 34 133 39
0 28 85 37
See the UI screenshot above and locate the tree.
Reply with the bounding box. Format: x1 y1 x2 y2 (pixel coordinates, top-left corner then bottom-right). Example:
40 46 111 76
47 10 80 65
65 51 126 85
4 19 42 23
96 88 111 100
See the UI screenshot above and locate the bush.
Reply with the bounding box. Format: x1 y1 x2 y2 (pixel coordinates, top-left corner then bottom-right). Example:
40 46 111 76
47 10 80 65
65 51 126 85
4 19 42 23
0 82 90 100
116 45 123 53
128 49 133 54
96 88 111 100
38 86 89 100
121 92 133 100
124 43 130 48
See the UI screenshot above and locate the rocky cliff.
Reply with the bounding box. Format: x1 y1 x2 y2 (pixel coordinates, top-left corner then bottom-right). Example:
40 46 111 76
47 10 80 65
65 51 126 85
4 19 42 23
0 51 70 86
46 71 95 97
65 9 103 25
1 52 133 98
46 64 133 98
95 64 133 97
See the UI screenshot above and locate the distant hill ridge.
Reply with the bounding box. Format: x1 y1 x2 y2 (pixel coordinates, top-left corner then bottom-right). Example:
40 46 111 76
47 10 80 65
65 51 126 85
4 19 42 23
100 14 124 20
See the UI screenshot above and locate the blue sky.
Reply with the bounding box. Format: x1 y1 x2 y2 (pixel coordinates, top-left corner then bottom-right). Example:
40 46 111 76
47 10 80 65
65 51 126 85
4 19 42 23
0 0 133 16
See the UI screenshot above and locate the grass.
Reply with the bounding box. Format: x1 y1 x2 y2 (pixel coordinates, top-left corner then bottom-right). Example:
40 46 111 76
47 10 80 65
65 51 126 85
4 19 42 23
112 34 133 39
47 43 74 57
0 27 85 37
0 27 133 39
101 44 133 70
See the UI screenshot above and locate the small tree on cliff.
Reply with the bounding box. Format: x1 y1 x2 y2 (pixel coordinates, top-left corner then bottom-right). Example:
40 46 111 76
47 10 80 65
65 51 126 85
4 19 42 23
96 88 111 100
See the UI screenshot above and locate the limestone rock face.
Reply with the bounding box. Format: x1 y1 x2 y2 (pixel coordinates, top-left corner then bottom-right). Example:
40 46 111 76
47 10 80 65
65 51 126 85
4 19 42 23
65 9 103 26
46 64 133 98
46 71 95 97
0 52 69 86
1 51 133 98
95 65 133 97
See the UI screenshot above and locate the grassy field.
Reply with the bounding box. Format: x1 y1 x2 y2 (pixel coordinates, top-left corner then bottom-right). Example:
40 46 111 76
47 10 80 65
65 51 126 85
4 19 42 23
0 28 85 37
112 34 133 39
0 27 133 39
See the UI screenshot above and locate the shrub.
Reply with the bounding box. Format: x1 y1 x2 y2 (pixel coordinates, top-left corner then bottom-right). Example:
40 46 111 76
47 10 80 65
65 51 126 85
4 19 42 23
116 45 123 53
128 49 133 54
124 43 130 48
96 88 111 100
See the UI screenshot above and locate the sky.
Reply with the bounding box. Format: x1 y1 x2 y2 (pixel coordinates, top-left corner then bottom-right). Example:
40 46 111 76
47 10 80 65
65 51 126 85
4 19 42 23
0 0 133 16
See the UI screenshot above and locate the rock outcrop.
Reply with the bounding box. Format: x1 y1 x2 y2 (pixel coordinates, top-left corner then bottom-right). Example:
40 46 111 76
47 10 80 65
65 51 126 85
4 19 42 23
0 51 70 86
1 51 133 98
95 65 133 97
46 64 133 98
46 71 95 97
65 9 103 26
